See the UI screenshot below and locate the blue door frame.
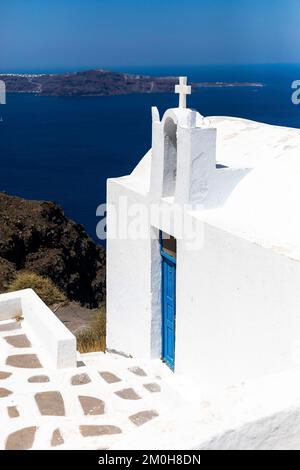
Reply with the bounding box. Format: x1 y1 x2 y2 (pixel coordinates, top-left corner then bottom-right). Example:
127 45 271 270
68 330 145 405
161 244 176 371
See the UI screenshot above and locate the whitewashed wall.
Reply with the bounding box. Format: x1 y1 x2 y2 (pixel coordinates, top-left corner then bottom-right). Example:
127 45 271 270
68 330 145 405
175 220 300 391
106 179 162 359
107 169 300 391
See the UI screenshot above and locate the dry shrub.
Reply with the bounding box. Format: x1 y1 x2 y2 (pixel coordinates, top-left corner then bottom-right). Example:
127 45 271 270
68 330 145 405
7 271 66 306
76 306 106 353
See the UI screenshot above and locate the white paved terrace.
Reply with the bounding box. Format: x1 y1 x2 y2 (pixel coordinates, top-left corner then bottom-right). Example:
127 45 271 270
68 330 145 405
0 318 184 450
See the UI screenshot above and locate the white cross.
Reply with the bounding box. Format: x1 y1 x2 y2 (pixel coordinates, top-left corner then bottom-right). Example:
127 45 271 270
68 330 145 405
175 76 191 109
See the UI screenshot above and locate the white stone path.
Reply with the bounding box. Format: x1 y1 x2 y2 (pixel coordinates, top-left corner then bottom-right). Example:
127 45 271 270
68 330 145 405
0 318 185 450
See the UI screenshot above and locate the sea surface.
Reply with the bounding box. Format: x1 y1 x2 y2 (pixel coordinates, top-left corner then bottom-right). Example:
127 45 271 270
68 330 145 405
1 64 300 242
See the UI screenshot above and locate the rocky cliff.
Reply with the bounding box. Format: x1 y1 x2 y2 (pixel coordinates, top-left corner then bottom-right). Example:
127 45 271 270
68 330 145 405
0 192 105 307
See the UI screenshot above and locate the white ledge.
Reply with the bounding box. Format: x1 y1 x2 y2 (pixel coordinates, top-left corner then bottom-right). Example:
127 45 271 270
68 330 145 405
0 289 76 369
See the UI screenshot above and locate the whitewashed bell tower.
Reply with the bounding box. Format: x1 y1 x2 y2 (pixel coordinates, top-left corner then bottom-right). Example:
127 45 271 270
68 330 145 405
150 76 217 205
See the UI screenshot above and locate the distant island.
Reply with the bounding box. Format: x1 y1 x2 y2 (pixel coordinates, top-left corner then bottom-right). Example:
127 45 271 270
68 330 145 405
0 69 264 97
197 82 264 88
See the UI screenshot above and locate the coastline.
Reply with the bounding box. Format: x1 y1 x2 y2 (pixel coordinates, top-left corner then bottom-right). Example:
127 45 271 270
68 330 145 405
0 69 264 97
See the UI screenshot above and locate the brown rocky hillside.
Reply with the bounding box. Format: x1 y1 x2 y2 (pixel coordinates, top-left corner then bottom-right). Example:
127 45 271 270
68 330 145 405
0 192 105 307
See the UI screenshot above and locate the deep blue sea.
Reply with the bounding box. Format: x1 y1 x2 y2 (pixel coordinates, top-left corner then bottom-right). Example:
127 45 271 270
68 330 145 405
1 64 300 242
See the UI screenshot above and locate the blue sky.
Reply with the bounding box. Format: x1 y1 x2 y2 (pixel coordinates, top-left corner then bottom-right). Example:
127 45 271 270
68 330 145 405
0 0 299 71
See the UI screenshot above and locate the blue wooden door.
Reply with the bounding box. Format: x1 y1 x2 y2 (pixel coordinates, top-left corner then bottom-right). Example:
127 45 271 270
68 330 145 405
162 253 176 370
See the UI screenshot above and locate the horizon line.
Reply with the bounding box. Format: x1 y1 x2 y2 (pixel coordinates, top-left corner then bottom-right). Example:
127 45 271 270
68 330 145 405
1 62 300 75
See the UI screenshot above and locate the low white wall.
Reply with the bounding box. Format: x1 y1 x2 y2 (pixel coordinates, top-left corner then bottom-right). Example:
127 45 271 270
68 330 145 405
0 289 76 369
175 220 300 390
0 296 22 321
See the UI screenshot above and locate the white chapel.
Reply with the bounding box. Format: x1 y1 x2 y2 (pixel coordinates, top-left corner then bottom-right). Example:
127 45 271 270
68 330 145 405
106 77 300 393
